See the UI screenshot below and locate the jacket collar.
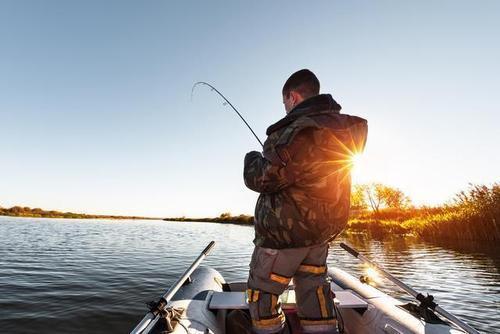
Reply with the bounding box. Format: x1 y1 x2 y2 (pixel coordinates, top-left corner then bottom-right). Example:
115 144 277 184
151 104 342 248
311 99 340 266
266 94 342 135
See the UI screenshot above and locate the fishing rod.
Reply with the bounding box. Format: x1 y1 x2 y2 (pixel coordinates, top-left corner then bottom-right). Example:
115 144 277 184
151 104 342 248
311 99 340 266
130 241 216 334
191 81 264 148
340 242 479 334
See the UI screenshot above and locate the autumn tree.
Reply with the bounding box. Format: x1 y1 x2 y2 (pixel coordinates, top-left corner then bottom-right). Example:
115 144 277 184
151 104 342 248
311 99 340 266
363 183 411 213
383 186 412 209
350 184 368 210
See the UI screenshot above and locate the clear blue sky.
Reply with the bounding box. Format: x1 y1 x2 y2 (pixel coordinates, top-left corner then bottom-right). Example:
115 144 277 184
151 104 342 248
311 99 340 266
1 1 499 217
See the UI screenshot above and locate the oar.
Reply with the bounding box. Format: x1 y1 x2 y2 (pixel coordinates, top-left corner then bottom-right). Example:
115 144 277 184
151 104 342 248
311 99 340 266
130 241 216 334
339 242 479 334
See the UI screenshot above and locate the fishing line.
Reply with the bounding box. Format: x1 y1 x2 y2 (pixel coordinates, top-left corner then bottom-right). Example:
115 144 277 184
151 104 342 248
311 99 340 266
191 82 264 148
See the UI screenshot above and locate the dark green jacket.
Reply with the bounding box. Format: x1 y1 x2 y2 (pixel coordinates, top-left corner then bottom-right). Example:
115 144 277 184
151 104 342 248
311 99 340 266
244 94 368 249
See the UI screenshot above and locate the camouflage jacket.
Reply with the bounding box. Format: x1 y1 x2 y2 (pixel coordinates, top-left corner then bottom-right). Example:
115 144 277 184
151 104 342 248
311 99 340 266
244 94 368 249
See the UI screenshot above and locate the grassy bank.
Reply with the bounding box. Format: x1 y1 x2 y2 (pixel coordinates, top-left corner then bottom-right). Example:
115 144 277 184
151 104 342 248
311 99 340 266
0 206 157 220
164 212 253 225
4 184 498 242
164 184 499 242
348 184 499 242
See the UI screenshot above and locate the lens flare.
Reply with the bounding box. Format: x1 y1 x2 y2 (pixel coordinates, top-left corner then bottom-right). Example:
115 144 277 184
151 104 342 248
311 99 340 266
366 267 378 279
361 265 383 286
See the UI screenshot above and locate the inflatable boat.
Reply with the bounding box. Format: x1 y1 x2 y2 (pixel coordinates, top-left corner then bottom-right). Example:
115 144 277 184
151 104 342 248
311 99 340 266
130 242 479 334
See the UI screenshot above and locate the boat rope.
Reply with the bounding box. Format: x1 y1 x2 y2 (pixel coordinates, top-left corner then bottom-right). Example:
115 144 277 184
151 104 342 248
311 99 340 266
153 306 186 333
191 81 264 148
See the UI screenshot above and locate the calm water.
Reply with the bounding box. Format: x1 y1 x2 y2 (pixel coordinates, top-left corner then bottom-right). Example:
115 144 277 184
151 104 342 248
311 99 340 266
0 217 498 333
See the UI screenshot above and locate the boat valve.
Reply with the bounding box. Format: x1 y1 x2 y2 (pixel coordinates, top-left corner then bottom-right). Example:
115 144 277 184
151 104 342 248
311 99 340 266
359 275 371 284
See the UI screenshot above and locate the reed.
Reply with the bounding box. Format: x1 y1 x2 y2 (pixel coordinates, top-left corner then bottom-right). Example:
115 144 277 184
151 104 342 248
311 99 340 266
348 183 500 242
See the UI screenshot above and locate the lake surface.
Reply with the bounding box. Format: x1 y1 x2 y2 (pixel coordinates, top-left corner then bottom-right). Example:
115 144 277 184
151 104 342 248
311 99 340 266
0 217 498 333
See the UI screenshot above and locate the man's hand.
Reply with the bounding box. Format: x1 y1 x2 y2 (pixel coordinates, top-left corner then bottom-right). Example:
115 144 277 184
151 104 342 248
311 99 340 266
245 151 263 164
243 150 292 194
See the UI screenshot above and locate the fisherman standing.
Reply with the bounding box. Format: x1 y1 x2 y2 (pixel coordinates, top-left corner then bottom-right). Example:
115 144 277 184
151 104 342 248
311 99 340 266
243 69 368 333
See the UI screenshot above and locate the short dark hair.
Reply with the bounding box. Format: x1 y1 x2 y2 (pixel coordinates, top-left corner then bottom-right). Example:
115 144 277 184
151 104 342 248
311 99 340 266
282 69 320 99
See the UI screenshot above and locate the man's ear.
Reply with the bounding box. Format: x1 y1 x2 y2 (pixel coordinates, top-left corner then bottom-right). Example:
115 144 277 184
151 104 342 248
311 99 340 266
291 91 303 105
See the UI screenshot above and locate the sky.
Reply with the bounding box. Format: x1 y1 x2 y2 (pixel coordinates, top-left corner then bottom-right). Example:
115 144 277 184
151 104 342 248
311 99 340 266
1 1 499 217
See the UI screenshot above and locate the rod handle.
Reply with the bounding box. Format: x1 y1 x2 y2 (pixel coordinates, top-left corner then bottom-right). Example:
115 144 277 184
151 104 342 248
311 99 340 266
340 242 359 258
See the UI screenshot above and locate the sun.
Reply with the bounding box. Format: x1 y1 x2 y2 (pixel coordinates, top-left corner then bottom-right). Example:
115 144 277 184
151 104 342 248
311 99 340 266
351 153 363 167
350 153 366 183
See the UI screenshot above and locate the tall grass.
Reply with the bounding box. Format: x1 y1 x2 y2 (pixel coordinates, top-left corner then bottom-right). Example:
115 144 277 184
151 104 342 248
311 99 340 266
348 183 499 242
415 184 499 241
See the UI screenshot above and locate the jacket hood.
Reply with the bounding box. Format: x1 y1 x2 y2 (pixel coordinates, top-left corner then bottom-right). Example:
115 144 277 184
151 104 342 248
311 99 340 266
266 94 342 135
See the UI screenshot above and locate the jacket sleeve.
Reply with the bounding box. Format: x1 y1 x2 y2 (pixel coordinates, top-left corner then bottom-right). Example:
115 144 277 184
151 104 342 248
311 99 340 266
243 151 291 194
243 130 310 194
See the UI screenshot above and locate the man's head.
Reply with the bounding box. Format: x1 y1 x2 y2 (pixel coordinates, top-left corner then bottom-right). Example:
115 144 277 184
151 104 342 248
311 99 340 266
282 69 320 114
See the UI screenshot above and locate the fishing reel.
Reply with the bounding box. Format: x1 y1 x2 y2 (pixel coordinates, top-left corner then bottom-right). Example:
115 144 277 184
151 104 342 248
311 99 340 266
416 293 437 310
401 293 445 325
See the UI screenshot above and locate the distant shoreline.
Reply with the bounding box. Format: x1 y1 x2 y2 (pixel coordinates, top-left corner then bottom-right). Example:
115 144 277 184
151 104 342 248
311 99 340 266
0 205 253 223
3 181 498 243
3 209 498 243
0 206 159 220
164 215 253 225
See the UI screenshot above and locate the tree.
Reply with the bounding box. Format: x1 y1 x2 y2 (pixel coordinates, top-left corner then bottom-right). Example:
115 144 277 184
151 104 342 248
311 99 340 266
377 185 411 209
364 183 411 213
350 185 368 210
10 206 24 214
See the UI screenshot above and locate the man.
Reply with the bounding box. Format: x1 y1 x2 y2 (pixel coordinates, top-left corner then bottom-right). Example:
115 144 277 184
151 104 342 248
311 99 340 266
243 69 368 334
